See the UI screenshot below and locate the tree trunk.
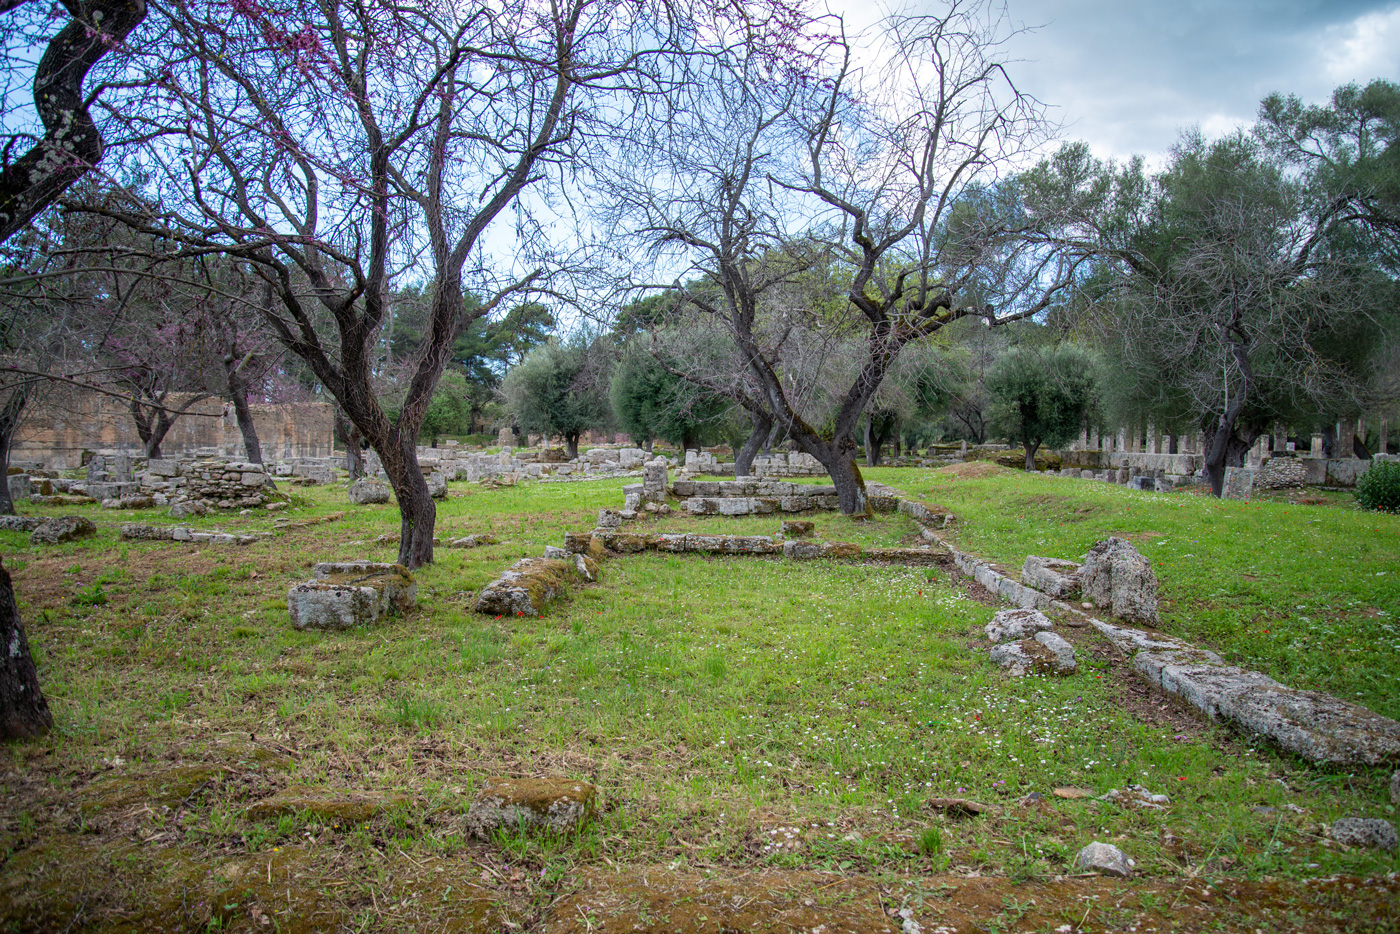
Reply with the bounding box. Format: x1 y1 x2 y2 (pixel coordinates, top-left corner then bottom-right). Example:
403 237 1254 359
0 390 25 516
734 410 772 477
225 369 263 464
0 561 53 740
864 413 897 467
816 447 869 516
1203 421 1262 497
564 433 580 460
1023 439 1041 472
380 438 436 569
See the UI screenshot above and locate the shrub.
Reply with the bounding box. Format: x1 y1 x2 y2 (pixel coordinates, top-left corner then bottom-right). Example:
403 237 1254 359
1355 460 1400 513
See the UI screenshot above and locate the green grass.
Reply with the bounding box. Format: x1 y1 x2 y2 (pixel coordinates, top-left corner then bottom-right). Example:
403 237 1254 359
884 464 1400 720
1 466 1396 929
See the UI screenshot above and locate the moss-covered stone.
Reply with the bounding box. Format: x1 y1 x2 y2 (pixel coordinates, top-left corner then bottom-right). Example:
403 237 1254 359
288 562 417 630
243 787 406 823
474 558 585 617
464 777 596 837
78 765 225 816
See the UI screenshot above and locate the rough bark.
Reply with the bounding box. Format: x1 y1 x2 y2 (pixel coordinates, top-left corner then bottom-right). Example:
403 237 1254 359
1023 440 1041 472
564 432 580 460
734 410 772 477
379 433 436 568
0 561 53 740
224 359 263 463
0 0 148 242
0 390 24 516
864 412 897 467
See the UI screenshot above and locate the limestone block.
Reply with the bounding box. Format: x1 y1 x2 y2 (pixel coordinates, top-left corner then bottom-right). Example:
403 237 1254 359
444 534 498 549
428 471 448 499
288 563 417 630
1021 556 1083 598
1222 467 1255 501
596 509 623 528
655 534 689 553
29 516 97 545
1075 842 1132 877
347 478 391 505
864 546 948 563
473 557 587 617
985 607 1054 643
780 520 814 538
1081 537 1159 626
1330 818 1397 851
146 458 179 477
465 778 596 837
6 474 31 502
781 540 822 560
819 541 862 559
0 516 42 531
990 634 1075 676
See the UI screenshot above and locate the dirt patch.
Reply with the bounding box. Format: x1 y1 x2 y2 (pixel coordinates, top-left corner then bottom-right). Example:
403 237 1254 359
536 867 1399 933
935 462 1011 480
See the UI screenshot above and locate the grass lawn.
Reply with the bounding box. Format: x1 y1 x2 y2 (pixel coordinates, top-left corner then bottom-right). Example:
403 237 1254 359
0 466 1397 932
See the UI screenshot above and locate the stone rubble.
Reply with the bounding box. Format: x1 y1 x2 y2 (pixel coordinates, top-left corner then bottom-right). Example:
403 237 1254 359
1074 842 1132 877
29 516 97 545
1329 818 1398 851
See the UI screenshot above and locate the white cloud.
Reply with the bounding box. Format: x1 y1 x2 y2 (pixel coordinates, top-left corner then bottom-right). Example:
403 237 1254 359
1322 7 1400 84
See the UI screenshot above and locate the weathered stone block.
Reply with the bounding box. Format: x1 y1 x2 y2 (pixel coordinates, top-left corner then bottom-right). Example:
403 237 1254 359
1075 842 1131 877
288 563 417 630
347 478 391 504
780 520 814 538
1082 537 1159 625
781 539 822 560
1021 556 1083 598
596 509 623 528
0 515 42 531
428 471 448 499
6 474 31 502
465 778 596 837
1222 466 1255 501
985 607 1053 643
29 515 97 545
819 541 862 559
1330 818 1397 851
990 633 1075 676
473 557 585 617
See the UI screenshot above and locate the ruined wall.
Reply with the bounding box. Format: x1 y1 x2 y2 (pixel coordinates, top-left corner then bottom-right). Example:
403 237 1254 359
10 383 335 468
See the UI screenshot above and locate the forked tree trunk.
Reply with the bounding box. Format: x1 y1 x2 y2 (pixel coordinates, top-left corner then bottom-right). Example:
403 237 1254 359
0 561 53 740
734 410 772 477
564 432 580 459
225 364 263 463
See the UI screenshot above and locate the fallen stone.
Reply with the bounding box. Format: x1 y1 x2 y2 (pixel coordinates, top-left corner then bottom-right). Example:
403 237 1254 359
1392 770 1399 806
1021 556 1083 598
924 797 995 816
1081 537 1159 625
244 787 405 824
444 534 498 549
685 534 778 555
1222 466 1255 501
1093 618 1400 767
1329 818 1397 851
287 563 417 630
0 515 42 532
1034 631 1077 673
1102 784 1170 809
819 541 862 559
1075 842 1132 877
29 516 97 545
596 509 623 528
474 557 588 617
991 633 1076 676
781 539 823 560
464 777 596 837
169 501 209 520
347 478 391 505
985 607 1053 643
780 520 814 538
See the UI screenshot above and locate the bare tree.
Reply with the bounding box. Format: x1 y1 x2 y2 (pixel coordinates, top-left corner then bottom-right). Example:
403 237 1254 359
608 2 1090 514
87 0 767 567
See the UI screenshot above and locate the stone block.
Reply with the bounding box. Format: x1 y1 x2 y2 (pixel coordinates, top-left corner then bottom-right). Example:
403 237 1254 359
428 471 448 499
1330 818 1397 851
1021 556 1083 598
780 520 814 538
288 563 417 630
146 458 179 478
474 557 587 617
465 778 596 837
0 516 42 531
655 534 689 552
1075 842 1131 877
596 509 623 528
990 633 1075 676
1082 537 1158 625
29 516 97 545
6 474 31 502
1222 467 1255 501
985 607 1054 643
347 478 391 505
819 541 862 559
781 539 822 560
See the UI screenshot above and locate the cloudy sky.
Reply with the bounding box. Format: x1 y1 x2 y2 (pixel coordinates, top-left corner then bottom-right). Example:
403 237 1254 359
834 0 1400 166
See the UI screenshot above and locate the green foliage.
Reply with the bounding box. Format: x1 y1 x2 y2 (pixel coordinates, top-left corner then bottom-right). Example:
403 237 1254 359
610 343 731 450
500 336 612 456
985 345 1099 464
1355 460 1400 513
417 369 473 445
